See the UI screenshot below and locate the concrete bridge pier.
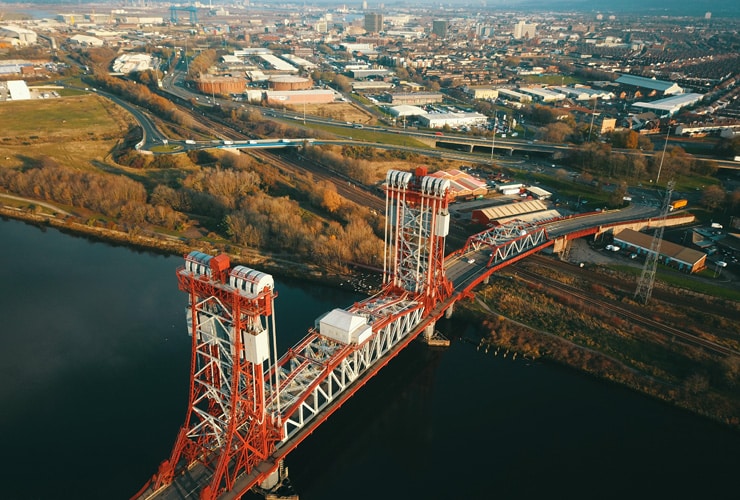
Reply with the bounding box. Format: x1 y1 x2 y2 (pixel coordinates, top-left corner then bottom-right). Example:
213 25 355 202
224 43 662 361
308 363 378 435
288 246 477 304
483 275 490 285
421 320 451 347
423 322 435 341
445 303 454 319
259 460 299 499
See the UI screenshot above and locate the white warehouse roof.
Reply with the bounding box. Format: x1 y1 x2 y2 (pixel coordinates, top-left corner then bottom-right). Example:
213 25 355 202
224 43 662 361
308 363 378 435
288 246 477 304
616 74 683 95
7 80 31 100
388 105 428 117
632 93 704 116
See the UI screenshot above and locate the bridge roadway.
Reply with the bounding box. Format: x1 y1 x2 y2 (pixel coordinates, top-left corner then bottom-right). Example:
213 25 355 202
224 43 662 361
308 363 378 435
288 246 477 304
137 205 663 500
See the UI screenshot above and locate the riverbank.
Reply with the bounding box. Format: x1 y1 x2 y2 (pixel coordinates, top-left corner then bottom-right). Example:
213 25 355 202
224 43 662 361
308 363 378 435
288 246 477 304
0 203 351 288
453 277 740 432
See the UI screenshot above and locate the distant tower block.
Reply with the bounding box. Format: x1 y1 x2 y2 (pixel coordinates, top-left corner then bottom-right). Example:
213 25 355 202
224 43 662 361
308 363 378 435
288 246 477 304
383 167 453 310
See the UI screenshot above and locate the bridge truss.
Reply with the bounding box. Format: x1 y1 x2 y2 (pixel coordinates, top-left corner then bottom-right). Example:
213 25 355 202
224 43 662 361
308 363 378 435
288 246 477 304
138 167 453 500
170 6 198 25
462 220 549 267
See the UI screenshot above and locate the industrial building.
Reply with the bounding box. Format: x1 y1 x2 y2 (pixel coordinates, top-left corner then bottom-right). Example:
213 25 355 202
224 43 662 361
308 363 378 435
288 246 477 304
0 25 37 45
268 76 312 91
519 86 567 103
525 186 552 200
465 86 499 100
258 54 298 73
7 80 31 100
417 111 488 129
428 169 487 199
112 53 156 74
68 34 104 47
280 54 316 70
471 199 552 226
350 68 390 79
388 104 427 118
631 93 705 117
498 88 532 103
352 81 394 91
195 76 246 95
264 89 335 105
613 229 706 273
549 86 614 101
615 74 683 96
388 92 443 105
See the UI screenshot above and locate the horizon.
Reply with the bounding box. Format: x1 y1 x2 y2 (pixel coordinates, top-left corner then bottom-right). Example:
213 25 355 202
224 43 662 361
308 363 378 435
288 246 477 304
0 0 738 18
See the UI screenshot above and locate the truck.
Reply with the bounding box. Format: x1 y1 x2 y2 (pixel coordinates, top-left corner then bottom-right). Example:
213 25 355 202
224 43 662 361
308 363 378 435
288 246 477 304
222 140 234 145
669 199 688 211
185 139 196 145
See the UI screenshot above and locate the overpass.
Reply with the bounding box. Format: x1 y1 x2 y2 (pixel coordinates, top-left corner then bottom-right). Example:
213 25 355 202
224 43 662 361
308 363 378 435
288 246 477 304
131 167 689 500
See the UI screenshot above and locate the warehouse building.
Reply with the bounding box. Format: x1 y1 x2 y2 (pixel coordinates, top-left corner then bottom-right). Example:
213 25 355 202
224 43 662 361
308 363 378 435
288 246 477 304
7 80 31 100
519 86 567 103
388 92 443 105
387 104 427 118
417 111 488 129
631 93 704 118
428 169 487 200
613 228 706 273
615 74 683 96
498 88 531 103
471 199 550 226
0 25 37 45
264 89 335 104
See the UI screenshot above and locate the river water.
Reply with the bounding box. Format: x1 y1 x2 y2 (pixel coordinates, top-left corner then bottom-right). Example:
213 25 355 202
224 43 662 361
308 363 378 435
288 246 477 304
1 217 738 500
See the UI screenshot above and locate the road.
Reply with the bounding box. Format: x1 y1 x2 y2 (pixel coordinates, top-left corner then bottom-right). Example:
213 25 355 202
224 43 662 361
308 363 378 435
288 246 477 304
0 193 73 216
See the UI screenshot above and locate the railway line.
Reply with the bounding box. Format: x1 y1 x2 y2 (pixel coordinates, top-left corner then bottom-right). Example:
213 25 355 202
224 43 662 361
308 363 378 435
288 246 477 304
510 266 739 358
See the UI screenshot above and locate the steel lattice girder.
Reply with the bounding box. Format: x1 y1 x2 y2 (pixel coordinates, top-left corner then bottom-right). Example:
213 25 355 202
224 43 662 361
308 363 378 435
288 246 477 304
264 295 424 446
464 221 549 264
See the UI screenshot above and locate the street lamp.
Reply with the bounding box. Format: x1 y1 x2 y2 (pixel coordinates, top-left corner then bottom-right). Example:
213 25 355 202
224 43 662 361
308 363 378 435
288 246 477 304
490 115 497 167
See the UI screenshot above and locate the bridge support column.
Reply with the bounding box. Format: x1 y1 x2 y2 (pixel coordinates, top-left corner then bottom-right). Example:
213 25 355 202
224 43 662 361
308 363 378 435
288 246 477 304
423 322 435 341
483 275 490 285
420 321 450 347
259 460 298 498
444 303 454 319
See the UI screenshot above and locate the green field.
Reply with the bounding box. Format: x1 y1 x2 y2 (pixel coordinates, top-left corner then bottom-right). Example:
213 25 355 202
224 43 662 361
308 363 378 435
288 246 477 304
0 94 132 171
0 94 126 138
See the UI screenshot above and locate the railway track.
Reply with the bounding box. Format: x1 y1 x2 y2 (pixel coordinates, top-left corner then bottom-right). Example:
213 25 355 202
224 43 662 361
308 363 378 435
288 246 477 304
510 266 738 357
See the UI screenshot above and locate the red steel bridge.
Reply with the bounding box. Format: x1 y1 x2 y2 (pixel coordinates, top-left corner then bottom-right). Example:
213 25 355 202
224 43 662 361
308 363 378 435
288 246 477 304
131 166 668 500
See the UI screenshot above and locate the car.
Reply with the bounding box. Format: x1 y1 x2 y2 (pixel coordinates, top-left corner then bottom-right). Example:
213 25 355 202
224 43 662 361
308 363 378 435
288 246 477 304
467 258 475 264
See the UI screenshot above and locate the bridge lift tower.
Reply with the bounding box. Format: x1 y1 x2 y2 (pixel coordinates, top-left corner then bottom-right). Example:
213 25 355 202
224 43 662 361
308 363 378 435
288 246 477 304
152 252 282 497
383 166 454 322
170 5 198 25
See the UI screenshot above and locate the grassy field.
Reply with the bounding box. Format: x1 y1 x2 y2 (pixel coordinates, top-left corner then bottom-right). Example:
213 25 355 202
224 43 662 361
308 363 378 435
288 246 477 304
610 263 740 301
0 94 129 138
0 94 133 170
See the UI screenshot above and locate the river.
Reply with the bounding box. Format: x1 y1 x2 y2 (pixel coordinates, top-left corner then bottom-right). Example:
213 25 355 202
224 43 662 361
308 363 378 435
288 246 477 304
1 217 738 500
